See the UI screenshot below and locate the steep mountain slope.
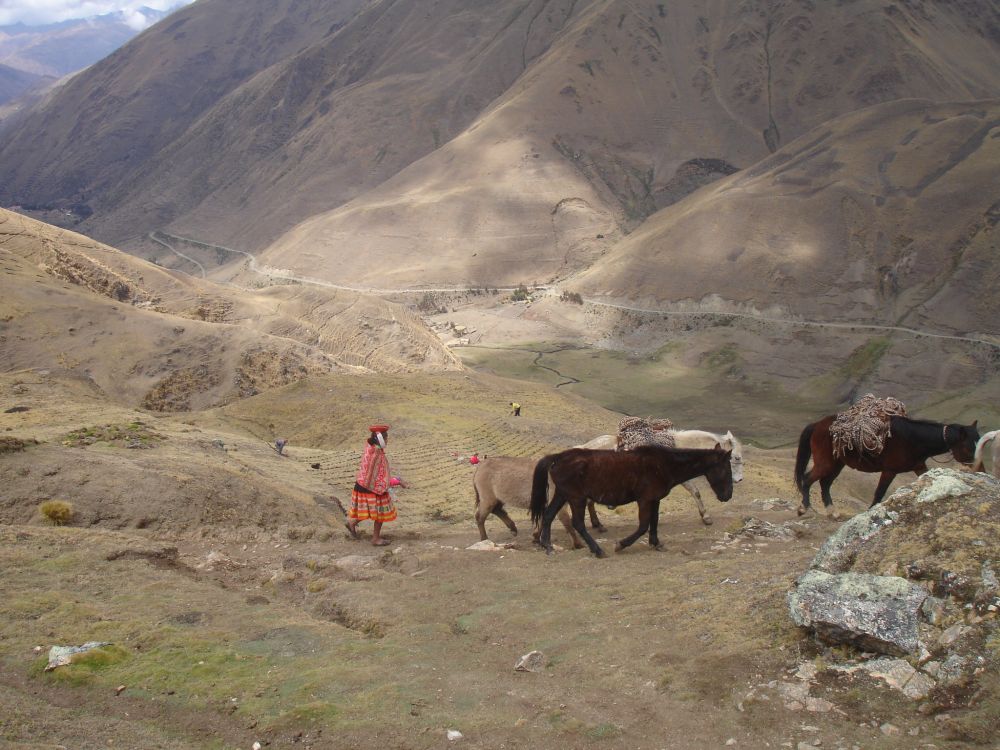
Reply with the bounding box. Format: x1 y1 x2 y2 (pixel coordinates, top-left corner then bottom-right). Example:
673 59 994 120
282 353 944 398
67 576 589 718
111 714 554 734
0 8 187 104
259 0 1000 289
0 209 458 411
1 0 997 271
0 0 368 227
0 62 50 105
569 98 1000 335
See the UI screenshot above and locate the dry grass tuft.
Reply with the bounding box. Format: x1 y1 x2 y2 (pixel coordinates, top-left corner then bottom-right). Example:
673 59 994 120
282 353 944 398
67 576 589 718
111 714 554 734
39 500 74 525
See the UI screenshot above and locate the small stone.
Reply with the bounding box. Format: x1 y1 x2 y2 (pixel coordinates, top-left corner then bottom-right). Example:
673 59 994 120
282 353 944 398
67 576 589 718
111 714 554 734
880 723 901 736
726 739 737 746
795 662 818 681
466 540 515 551
936 623 967 648
902 671 935 700
514 650 545 672
446 729 463 741
115 685 126 696
805 697 834 713
778 681 809 702
253 743 262 750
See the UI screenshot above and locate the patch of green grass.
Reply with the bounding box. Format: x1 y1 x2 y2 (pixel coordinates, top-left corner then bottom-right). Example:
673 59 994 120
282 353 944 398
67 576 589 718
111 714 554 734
587 722 622 739
838 337 892 380
705 343 739 370
274 700 340 727
44 645 130 686
62 422 165 448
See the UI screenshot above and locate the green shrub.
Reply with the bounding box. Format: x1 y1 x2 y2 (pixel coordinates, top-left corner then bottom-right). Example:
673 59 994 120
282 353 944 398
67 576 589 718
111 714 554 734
40 500 73 525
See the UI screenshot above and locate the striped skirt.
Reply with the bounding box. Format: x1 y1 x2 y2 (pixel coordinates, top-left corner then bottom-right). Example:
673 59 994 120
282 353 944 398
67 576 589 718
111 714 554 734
348 488 397 523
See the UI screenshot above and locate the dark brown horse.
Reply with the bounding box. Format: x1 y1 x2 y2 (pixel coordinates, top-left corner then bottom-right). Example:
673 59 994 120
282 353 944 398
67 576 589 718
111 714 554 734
529 445 733 557
794 415 979 512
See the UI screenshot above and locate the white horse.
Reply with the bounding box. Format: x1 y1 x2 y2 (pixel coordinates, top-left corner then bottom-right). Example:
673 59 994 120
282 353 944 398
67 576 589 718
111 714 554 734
973 430 1000 478
576 429 744 525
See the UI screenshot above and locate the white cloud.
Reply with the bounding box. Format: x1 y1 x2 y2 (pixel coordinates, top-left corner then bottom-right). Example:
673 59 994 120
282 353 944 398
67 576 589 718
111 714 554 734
0 1 194 29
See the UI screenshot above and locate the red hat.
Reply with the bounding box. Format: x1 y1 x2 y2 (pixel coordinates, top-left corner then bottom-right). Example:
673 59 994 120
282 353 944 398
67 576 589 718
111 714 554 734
368 424 390 433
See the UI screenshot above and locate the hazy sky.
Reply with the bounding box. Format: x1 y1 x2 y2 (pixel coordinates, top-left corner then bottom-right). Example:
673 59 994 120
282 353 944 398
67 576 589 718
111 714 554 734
0 1 195 30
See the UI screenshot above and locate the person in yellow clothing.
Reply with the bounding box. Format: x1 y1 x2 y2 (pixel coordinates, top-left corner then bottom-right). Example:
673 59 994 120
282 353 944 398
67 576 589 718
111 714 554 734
510 401 521 416
346 425 397 546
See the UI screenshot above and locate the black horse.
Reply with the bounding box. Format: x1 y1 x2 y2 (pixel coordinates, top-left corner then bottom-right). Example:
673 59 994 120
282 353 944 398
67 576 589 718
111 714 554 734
795 415 979 512
529 445 733 557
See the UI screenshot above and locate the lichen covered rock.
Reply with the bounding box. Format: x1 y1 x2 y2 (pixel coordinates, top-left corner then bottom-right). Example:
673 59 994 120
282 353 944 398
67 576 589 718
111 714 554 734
787 468 1000 716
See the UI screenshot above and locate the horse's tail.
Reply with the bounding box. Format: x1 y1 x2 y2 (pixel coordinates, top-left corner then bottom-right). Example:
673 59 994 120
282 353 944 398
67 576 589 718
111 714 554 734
530 454 557 524
973 431 997 473
473 469 482 510
794 422 816 491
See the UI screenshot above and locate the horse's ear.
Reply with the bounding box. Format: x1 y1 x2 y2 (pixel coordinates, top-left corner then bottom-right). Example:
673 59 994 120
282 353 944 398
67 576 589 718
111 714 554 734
714 442 722 451
972 420 978 429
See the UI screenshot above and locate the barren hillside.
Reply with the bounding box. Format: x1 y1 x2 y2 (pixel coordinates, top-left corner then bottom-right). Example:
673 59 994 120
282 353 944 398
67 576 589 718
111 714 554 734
569 98 1000 334
260 1 1000 291
1 0 997 268
0 209 458 411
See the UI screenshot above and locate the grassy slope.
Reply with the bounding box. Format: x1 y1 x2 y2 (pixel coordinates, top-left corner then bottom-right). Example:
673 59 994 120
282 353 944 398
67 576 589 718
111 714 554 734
4 366 945 749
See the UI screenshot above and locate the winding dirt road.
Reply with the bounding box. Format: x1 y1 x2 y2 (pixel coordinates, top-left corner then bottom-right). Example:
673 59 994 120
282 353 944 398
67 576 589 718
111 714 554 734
150 230 1000 353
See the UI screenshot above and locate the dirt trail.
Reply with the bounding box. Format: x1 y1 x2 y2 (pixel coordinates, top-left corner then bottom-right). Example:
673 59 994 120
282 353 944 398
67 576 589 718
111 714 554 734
153 230 1000 353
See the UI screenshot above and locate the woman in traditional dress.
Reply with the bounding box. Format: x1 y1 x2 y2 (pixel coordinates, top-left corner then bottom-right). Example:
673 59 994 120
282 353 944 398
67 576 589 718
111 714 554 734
346 425 397 546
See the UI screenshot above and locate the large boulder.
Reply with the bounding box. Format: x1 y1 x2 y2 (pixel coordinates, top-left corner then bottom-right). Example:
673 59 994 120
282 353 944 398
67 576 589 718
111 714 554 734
787 469 999 716
789 570 928 656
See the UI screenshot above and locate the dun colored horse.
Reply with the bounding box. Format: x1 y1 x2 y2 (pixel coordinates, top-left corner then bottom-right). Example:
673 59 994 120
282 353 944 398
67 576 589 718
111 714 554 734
794 415 979 512
472 456 585 548
530 445 733 557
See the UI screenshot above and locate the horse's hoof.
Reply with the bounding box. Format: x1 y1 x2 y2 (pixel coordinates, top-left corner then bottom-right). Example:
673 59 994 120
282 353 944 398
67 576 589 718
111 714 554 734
700 516 713 526
594 548 606 558
613 542 623 553
594 525 608 533
651 543 664 551
797 505 808 517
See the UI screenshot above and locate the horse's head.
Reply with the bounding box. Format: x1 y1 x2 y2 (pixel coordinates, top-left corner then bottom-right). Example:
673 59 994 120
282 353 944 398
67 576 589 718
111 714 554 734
947 420 979 465
705 443 734 502
723 430 744 483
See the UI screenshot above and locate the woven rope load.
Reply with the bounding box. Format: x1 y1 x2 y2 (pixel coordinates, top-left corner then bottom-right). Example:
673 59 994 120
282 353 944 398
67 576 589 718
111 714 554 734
617 416 675 451
829 394 907 457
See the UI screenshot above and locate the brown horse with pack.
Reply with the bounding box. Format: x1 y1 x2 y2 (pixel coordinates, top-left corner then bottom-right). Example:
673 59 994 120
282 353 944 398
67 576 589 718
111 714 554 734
794 394 979 514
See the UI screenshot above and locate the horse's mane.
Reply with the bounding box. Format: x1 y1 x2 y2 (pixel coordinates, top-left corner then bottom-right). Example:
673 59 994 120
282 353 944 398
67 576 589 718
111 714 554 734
892 416 945 427
631 444 726 460
727 432 743 454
